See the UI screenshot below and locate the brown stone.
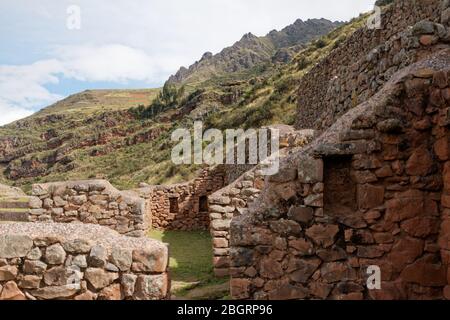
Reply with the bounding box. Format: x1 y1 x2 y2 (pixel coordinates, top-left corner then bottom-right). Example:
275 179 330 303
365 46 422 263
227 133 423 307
74 291 97 300
0 265 18 281
306 224 339 248
373 233 394 244
401 216 440 238
419 35 438 46
0 281 26 300
287 206 313 224
433 71 448 89
351 170 378 184
230 279 251 299
267 283 307 300
444 286 450 300
288 258 321 283
44 266 80 286
369 282 404 300
309 282 333 299
357 184 385 210
19 275 42 289
84 268 118 290
304 194 323 207
269 168 297 183
375 165 393 178
132 247 168 273
213 256 230 268
213 238 228 248
356 245 384 258
388 237 424 272
320 262 357 283
297 157 323 183
260 257 284 279
400 255 447 287
405 147 434 176
289 239 314 255
98 283 122 300
31 284 80 299
317 246 347 262
435 137 450 161
273 182 297 201
442 195 450 208
269 219 301 236
133 274 168 300
385 196 424 222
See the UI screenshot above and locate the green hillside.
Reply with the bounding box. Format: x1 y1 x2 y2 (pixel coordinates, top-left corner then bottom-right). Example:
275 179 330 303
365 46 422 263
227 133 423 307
0 13 368 192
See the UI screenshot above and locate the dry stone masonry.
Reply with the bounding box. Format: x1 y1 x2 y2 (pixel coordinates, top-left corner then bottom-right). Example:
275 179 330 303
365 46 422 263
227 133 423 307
296 0 445 131
138 167 225 230
0 223 169 300
229 50 450 299
209 128 317 277
29 180 147 237
227 0 450 299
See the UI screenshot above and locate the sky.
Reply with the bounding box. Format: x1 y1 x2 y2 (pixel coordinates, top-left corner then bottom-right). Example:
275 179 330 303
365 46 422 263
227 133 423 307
0 0 376 126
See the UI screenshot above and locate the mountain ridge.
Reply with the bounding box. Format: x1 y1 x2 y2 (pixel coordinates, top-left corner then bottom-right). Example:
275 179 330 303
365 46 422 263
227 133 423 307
167 18 343 86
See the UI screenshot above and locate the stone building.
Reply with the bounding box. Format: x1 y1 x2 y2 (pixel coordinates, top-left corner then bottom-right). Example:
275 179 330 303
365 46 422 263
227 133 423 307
225 0 450 300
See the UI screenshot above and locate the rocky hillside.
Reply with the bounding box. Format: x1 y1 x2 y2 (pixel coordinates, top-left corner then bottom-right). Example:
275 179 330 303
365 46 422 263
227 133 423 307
0 13 366 192
167 18 342 86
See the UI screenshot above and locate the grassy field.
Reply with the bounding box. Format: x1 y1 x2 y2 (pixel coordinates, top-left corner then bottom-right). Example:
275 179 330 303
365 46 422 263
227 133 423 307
148 230 229 300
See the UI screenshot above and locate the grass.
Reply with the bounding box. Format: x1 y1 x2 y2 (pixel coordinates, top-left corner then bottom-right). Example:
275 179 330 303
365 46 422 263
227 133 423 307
0 208 29 213
148 230 229 300
0 12 370 192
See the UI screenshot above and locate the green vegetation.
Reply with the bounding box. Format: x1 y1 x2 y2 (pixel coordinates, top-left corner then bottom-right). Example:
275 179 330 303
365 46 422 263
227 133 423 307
148 230 229 299
130 83 185 119
0 12 370 192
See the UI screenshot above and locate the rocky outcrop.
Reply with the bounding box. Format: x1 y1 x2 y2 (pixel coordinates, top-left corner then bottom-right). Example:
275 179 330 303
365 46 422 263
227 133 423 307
0 223 169 300
168 19 342 85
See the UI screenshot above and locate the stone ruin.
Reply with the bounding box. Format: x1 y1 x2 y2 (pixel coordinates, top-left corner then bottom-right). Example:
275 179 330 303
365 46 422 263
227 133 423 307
1 0 450 301
226 0 450 300
29 180 147 237
0 223 169 300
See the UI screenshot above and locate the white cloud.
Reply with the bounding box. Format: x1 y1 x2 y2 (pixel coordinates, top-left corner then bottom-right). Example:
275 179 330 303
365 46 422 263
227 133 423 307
0 44 182 125
0 0 377 126
54 44 180 83
0 60 64 125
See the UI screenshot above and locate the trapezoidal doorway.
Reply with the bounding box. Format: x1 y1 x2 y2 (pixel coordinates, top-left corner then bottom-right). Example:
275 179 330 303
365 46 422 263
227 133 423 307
323 155 357 216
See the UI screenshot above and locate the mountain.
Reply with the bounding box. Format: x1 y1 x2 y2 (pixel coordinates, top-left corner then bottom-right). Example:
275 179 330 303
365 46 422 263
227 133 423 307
0 15 363 191
167 18 343 86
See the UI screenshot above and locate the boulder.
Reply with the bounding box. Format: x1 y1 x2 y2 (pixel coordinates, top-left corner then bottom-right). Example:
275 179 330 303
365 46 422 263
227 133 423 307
84 268 118 290
0 235 33 259
44 243 66 265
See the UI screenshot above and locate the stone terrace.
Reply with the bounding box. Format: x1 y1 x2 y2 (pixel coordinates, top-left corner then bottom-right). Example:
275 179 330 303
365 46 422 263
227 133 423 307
0 223 169 300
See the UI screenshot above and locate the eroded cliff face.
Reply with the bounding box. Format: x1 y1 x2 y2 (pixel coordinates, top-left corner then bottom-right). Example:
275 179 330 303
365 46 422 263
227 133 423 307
226 0 450 300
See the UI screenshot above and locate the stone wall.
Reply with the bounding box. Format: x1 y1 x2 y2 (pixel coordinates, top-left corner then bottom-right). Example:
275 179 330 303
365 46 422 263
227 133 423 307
138 167 225 231
29 180 147 237
0 223 169 300
228 51 450 300
295 0 445 130
209 129 317 276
